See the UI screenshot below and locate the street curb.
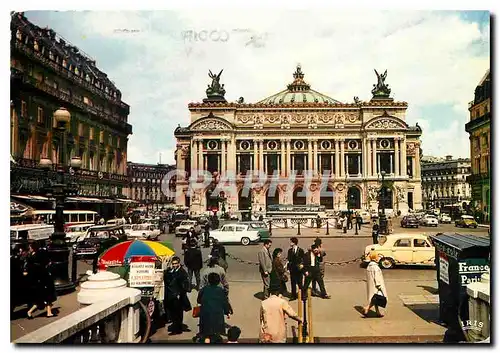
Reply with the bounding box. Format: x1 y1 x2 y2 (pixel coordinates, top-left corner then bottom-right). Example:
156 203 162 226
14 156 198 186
270 234 372 239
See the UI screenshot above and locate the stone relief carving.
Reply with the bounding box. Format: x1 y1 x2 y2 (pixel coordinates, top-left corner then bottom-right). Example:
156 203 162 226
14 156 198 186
367 185 379 202
309 183 318 192
281 114 291 129
253 114 263 129
237 115 253 124
318 113 332 123
266 114 280 124
336 183 345 192
346 112 359 123
368 118 404 129
334 113 345 128
292 114 306 123
307 114 318 129
396 185 406 201
192 119 232 131
406 142 416 156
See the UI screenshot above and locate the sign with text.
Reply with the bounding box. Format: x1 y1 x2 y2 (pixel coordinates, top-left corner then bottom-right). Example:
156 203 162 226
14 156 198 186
439 253 449 285
458 258 489 286
129 261 155 288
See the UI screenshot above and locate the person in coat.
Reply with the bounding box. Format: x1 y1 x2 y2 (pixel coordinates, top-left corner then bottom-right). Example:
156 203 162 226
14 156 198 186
363 251 388 317
164 256 191 334
184 240 203 291
200 257 229 294
372 221 380 244
203 223 211 248
311 238 326 297
197 273 231 338
301 244 330 299
258 239 273 299
259 283 302 343
286 237 304 300
210 239 227 271
270 248 288 297
25 242 57 319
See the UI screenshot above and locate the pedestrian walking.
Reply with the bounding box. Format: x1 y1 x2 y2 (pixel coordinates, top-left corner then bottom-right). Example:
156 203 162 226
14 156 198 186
342 215 347 234
372 222 379 244
184 239 203 291
259 283 303 343
315 214 321 233
286 237 304 300
258 239 273 299
163 256 191 335
363 251 387 317
270 248 288 297
311 238 326 297
301 244 330 299
356 213 363 231
200 257 229 294
25 242 57 319
197 273 231 338
203 223 211 248
347 212 353 230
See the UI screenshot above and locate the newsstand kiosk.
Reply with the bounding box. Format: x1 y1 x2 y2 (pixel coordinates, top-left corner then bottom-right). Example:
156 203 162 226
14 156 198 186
429 233 490 343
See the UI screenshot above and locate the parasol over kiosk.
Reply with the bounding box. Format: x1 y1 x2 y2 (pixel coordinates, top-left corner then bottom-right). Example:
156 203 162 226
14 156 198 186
99 239 175 267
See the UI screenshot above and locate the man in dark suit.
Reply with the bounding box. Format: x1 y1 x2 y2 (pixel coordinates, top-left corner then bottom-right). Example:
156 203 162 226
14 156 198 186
184 240 203 291
301 244 331 299
164 256 191 335
287 237 304 300
257 239 273 299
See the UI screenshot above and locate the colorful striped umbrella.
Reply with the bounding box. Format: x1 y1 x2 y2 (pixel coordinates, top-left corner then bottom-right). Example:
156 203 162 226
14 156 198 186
99 239 175 266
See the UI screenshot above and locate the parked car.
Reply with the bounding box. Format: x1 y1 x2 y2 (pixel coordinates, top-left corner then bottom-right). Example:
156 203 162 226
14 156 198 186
65 223 95 243
73 225 127 258
168 213 188 233
209 224 260 245
123 223 161 240
239 221 271 241
438 213 452 224
400 216 419 228
419 215 439 227
358 211 372 224
175 220 202 237
455 215 478 228
363 233 436 269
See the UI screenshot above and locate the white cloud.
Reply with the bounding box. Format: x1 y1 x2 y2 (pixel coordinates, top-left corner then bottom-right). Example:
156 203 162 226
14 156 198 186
50 10 489 163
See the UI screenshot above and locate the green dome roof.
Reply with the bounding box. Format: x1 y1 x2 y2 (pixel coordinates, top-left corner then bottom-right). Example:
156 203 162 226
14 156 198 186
258 65 341 105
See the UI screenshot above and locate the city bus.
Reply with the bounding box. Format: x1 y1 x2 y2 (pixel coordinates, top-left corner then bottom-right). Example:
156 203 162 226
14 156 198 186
31 210 99 226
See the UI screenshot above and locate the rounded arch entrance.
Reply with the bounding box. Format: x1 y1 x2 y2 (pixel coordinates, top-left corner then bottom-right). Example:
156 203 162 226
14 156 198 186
320 185 334 209
293 186 307 205
347 186 361 210
266 187 280 209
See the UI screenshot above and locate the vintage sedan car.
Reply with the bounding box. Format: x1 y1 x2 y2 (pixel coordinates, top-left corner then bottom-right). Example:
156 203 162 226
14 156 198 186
438 213 452 224
65 223 95 243
175 220 202 237
419 215 439 227
455 215 478 228
363 233 435 269
123 223 161 240
209 224 260 245
239 221 271 241
73 225 127 258
400 216 419 228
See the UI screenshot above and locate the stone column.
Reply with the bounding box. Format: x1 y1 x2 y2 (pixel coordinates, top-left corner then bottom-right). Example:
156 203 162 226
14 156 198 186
286 139 291 176
307 140 313 172
357 154 361 176
253 140 259 173
259 139 264 172
340 139 345 177
401 138 407 177
198 140 203 172
313 139 318 175
415 143 421 179
366 138 372 177
221 138 226 173
190 140 198 171
280 139 286 177
394 137 400 176
226 137 236 172
389 154 393 175
372 139 377 176
335 139 340 178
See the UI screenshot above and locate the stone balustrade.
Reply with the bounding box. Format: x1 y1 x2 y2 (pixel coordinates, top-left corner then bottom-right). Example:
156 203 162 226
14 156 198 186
14 287 143 344
465 271 490 342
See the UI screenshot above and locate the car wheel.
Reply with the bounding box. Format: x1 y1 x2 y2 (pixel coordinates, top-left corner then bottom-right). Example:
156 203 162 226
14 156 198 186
379 257 395 269
241 237 250 246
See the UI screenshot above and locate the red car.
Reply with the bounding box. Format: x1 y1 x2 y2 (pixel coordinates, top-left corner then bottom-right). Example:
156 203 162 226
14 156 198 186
401 216 419 228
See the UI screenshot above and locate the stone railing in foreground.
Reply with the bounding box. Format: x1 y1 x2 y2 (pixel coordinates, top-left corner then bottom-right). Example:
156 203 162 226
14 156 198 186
464 272 490 342
14 288 142 344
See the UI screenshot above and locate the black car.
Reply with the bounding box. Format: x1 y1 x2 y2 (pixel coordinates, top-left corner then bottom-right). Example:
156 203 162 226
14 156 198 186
400 216 419 228
168 213 189 233
73 225 127 258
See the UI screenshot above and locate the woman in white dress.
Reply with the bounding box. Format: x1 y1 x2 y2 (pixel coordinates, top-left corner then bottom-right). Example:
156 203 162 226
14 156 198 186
363 251 387 317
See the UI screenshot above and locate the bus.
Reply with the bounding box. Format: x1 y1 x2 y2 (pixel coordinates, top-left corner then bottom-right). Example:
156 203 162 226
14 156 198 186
31 210 99 227
10 224 54 243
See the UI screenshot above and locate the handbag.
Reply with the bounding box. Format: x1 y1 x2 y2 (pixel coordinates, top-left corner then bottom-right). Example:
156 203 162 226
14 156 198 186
370 289 387 308
192 305 201 318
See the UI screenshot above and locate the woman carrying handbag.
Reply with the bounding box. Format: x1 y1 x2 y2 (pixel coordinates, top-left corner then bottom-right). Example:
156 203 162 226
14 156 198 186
363 251 388 317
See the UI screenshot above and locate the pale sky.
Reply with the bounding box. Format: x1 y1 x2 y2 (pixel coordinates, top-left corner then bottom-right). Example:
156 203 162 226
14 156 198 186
24 10 490 165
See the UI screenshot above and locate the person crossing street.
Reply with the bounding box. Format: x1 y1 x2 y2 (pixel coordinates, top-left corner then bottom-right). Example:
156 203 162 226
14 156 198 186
258 239 273 299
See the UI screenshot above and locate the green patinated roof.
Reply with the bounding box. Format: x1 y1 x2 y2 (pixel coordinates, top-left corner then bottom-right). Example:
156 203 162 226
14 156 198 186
258 65 341 105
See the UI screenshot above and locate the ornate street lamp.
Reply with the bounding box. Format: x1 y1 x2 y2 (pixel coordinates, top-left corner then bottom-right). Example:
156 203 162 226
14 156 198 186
40 108 81 293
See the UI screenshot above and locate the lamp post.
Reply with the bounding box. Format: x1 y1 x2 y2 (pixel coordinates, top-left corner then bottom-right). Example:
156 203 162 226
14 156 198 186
39 107 81 293
378 171 389 235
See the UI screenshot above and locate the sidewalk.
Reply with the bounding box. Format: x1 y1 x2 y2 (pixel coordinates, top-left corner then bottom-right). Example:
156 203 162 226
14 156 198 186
270 226 373 238
150 279 446 343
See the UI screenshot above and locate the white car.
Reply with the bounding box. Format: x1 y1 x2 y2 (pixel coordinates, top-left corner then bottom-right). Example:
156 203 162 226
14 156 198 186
358 211 372 224
65 223 95 243
363 233 435 269
419 215 439 227
175 220 202 237
124 223 160 240
209 224 260 246
438 213 452 224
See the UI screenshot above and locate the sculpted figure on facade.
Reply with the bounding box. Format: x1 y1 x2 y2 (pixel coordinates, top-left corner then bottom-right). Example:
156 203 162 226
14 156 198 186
396 185 406 201
370 118 403 129
406 142 416 156
334 113 344 127
367 185 379 201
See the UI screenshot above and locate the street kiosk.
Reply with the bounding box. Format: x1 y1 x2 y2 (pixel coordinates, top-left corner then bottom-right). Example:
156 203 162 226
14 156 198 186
429 233 490 342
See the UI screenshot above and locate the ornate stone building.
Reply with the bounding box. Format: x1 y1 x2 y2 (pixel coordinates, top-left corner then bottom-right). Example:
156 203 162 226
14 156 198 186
465 69 491 222
10 13 132 219
174 66 423 216
421 155 471 210
126 162 176 210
